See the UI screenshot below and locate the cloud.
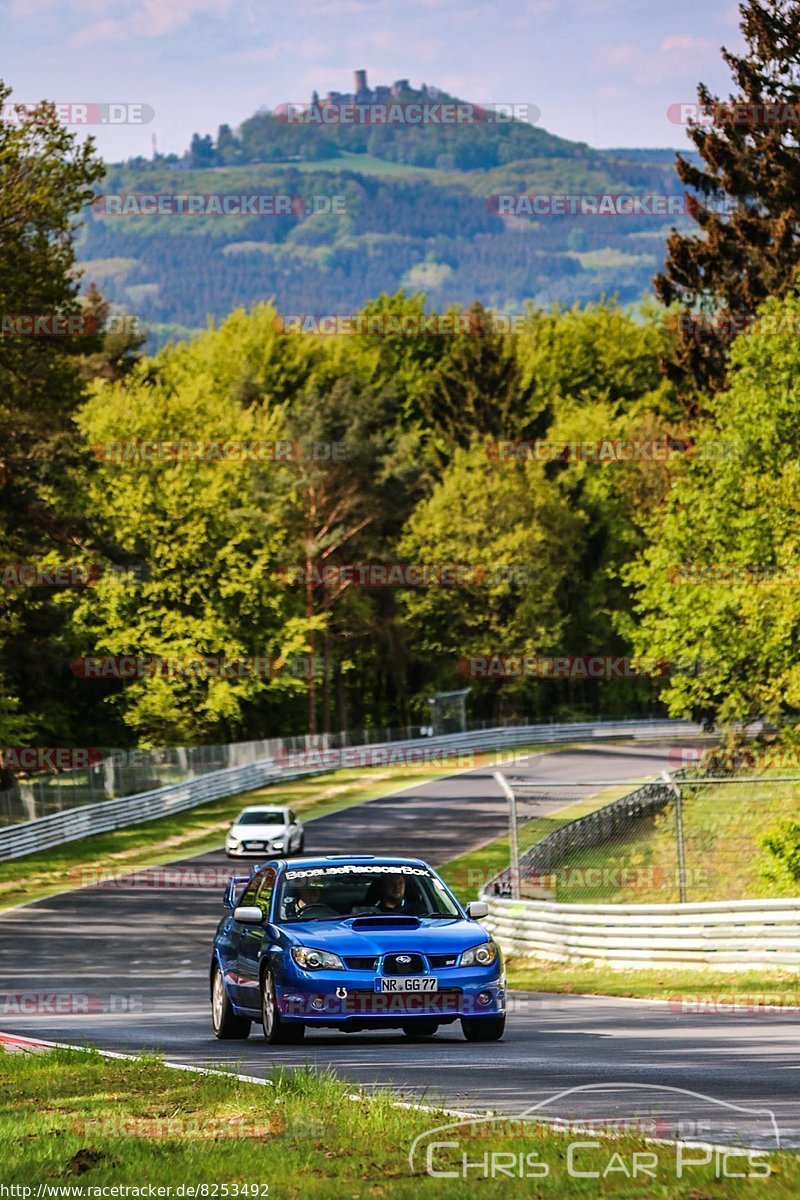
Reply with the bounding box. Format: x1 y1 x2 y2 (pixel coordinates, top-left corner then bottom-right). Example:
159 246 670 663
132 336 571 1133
71 0 234 47
597 33 721 87
661 33 717 54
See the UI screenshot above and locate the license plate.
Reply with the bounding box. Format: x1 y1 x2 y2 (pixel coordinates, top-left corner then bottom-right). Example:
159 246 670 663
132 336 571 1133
379 977 438 993
243 842 265 850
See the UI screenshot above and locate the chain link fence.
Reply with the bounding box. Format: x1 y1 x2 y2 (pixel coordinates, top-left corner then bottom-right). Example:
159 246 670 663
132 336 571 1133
492 760 800 904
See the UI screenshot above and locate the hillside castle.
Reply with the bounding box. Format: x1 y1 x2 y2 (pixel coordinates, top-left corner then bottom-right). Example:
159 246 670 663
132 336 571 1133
311 70 440 108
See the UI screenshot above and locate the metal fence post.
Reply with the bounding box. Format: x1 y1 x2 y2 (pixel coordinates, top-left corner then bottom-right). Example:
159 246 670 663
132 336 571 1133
662 770 687 903
493 771 520 899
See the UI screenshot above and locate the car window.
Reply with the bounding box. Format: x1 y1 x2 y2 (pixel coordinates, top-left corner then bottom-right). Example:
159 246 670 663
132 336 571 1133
277 866 461 922
236 810 284 825
239 870 265 907
256 869 276 919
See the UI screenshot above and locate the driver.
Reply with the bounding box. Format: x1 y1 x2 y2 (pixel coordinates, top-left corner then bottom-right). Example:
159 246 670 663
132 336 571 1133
290 885 320 915
376 874 406 912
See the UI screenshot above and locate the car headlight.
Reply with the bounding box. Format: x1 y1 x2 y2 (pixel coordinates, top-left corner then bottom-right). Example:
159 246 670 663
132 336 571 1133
226 836 239 846
460 940 498 967
291 946 344 971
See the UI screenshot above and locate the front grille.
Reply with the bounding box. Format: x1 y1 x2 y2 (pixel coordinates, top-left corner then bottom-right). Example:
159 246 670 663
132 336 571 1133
383 952 425 975
344 956 379 971
281 988 464 1018
428 953 459 968
291 989 463 1016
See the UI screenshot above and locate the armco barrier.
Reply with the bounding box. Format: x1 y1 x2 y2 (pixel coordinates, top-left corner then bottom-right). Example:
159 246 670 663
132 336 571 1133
0 718 706 861
0 759 282 862
480 893 800 971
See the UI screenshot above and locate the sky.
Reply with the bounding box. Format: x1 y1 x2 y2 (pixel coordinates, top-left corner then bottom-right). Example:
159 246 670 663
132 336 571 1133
1 0 746 162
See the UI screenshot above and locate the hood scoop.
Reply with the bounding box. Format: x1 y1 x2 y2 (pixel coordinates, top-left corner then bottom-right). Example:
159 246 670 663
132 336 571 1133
350 916 421 929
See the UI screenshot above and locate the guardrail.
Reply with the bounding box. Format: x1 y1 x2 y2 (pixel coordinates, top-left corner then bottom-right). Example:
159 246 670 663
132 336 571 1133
480 893 800 970
0 717 706 861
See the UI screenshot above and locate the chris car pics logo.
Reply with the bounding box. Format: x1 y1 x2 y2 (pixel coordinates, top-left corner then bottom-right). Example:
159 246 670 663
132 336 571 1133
409 1083 778 1181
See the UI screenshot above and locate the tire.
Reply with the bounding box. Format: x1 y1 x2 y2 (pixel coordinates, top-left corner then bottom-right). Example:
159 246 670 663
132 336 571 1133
402 1021 439 1040
461 1015 505 1042
211 965 251 1040
297 834 305 852
261 969 305 1044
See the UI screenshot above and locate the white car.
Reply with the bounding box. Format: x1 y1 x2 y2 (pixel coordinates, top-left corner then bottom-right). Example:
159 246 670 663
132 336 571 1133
225 806 305 859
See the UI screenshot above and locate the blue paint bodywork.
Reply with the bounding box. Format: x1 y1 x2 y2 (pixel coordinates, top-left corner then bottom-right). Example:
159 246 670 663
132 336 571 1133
211 855 506 1031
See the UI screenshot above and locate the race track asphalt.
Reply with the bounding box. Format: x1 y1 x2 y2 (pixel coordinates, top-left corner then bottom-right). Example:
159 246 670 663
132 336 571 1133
1 742 797 1150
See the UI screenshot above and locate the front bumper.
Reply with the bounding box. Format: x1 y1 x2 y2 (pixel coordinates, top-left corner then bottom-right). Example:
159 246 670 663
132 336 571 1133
274 966 506 1028
226 843 284 858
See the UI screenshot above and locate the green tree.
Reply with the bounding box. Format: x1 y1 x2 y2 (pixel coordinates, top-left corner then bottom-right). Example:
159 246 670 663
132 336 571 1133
657 0 800 398
72 305 321 743
627 289 800 729
397 443 582 719
0 86 104 745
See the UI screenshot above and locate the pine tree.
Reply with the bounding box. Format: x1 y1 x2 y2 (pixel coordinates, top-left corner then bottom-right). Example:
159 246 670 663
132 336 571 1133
77 282 147 383
656 0 800 400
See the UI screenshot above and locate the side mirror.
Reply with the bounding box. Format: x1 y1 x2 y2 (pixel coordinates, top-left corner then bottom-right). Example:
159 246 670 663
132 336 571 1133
223 874 250 910
466 900 489 920
233 905 264 924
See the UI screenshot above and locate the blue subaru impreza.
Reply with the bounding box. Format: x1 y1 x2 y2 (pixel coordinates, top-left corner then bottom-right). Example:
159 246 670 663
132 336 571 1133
210 855 505 1043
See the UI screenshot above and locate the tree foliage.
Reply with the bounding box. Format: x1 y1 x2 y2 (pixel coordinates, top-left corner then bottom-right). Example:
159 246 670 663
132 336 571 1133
656 0 800 397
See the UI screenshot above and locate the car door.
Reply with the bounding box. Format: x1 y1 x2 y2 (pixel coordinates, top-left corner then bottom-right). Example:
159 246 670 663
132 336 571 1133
225 869 266 1008
236 867 277 1007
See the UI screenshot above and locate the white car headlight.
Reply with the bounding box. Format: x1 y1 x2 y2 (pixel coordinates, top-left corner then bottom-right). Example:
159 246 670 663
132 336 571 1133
460 941 498 967
226 836 239 846
291 946 344 971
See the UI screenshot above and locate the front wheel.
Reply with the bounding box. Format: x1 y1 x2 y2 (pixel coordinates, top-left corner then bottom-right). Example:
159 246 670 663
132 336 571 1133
461 1015 505 1042
211 966 251 1040
261 970 305 1044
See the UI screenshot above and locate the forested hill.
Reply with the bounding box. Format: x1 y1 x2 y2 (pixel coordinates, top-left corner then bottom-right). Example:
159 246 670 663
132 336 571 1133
79 81 700 349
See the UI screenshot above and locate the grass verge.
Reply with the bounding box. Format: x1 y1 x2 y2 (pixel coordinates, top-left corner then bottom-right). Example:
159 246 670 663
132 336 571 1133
0 742 574 912
1 1046 796 1196
505 960 800 1004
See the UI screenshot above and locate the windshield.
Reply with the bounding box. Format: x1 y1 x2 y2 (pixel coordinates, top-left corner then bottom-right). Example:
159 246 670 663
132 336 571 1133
277 864 462 922
236 810 285 825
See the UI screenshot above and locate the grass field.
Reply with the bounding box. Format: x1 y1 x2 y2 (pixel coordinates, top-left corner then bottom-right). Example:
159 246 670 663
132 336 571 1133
1 1046 796 1196
504 959 800 1003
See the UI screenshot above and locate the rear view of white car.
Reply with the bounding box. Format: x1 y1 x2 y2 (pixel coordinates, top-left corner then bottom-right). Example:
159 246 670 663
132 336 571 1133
225 806 304 858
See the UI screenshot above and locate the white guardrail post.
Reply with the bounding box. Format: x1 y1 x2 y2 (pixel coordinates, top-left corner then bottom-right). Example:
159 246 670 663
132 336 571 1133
493 770 521 900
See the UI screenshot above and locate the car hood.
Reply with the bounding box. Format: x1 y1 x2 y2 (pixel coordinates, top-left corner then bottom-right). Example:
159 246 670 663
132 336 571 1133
284 917 490 955
231 823 286 837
